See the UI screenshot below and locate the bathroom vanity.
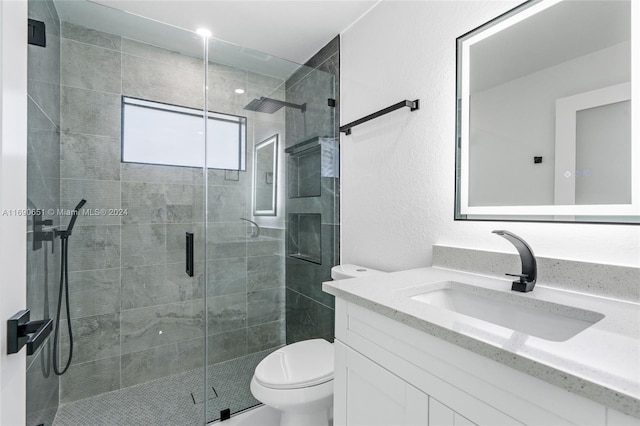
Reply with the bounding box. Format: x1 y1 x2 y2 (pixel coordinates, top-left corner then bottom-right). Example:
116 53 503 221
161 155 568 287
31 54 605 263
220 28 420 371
323 262 640 426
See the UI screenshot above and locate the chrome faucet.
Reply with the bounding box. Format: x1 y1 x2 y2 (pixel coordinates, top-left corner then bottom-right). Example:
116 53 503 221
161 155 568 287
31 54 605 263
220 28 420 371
240 218 261 238
492 230 537 292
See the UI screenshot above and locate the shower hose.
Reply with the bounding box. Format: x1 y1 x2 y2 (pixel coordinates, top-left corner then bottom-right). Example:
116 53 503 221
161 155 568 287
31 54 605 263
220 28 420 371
53 234 73 376
52 198 85 376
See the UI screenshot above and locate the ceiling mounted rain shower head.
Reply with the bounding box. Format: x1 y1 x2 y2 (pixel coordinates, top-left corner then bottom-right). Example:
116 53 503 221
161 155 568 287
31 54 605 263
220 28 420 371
243 97 306 114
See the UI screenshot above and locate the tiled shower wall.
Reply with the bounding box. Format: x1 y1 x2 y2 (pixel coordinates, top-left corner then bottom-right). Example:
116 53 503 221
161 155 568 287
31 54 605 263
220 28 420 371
284 36 340 343
55 22 286 404
26 1 61 424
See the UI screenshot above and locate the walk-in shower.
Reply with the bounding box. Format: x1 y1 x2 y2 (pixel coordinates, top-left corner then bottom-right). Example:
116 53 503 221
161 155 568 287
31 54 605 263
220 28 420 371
25 0 337 425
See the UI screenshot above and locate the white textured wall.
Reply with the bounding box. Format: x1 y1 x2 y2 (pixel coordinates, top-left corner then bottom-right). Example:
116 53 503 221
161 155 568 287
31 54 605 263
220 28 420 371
340 1 640 272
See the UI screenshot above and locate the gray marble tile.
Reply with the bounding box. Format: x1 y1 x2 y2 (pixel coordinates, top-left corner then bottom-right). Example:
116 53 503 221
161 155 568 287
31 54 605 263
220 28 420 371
28 0 60 36
63 268 121 319
166 184 204 223
121 263 204 310
26 270 60 344
28 34 60 85
120 337 204 387
122 38 202 69
207 257 247 296
247 255 284 292
121 181 166 224
207 73 247 114
66 225 120 272
60 178 121 226
166 260 205 301
286 256 335 309
121 223 166 268
28 96 57 132
27 232 49 281
60 86 121 138
247 287 284 326
122 53 203 110
28 127 60 181
288 213 321 262
121 163 203 185
247 320 285 353
286 177 338 224
26 342 59 426
60 356 120 404
207 223 247 260
120 300 205 355
299 152 322 196
207 293 247 333
322 223 340 267
208 328 247 365
248 72 284 91
28 79 60 128
60 132 120 181
318 52 340 137
247 236 283 257
207 169 248 187
285 68 335 142
285 289 334 345
260 227 285 239
207 185 247 222
61 39 122 94
27 176 60 221
166 223 205 264
58 313 120 365
208 62 247 83
61 21 121 50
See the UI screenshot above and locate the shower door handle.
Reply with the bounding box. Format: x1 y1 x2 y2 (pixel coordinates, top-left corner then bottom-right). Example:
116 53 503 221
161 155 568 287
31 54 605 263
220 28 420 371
186 232 194 277
7 309 53 355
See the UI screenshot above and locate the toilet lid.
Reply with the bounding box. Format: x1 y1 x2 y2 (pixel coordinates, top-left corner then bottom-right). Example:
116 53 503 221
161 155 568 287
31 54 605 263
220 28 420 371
254 339 334 390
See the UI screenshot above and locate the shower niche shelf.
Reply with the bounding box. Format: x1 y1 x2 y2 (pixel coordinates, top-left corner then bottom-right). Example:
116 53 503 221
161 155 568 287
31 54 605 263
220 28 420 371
285 136 338 199
288 213 322 265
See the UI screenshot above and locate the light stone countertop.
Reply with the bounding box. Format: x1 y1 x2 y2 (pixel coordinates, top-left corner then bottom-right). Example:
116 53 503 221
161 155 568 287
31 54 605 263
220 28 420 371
323 266 640 419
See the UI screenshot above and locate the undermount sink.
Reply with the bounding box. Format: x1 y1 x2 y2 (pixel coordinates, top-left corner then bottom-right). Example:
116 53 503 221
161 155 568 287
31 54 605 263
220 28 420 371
409 281 604 342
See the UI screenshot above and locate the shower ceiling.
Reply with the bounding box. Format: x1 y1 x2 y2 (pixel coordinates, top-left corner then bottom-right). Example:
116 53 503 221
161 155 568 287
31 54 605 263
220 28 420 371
57 0 376 64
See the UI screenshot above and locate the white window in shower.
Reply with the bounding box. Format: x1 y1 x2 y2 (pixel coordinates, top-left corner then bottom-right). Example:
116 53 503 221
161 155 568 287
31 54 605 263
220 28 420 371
121 96 247 170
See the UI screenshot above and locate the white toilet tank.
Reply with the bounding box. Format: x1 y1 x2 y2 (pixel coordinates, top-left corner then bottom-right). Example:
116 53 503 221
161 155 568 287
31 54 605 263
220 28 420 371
330 264 385 280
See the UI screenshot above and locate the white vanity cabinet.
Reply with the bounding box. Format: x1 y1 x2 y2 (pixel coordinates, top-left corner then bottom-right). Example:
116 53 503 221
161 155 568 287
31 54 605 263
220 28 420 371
333 298 639 426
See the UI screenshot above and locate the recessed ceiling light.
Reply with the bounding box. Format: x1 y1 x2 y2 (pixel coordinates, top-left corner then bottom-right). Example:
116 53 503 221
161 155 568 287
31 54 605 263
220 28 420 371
196 28 212 38
235 88 245 94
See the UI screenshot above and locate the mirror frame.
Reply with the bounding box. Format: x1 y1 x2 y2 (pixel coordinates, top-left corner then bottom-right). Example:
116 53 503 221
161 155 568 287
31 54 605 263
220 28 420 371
253 134 278 216
455 0 639 224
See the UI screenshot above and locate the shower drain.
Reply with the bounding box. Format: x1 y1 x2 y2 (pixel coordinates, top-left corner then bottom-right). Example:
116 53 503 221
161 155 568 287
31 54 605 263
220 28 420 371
191 386 219 404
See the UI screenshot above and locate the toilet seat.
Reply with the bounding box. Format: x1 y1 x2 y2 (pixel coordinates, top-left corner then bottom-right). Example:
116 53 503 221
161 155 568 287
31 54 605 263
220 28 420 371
254 339 333 390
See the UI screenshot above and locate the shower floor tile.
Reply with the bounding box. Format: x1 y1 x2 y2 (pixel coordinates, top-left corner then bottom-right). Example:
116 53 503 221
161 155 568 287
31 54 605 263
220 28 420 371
52 348 277 426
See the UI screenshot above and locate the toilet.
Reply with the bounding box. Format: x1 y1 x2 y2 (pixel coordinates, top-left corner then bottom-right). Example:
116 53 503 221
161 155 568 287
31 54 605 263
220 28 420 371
250 264 385 426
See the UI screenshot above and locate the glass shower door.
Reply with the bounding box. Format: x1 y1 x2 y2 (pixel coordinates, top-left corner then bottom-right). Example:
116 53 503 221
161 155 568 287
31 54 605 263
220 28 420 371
203 37 337 423
26 1 209 424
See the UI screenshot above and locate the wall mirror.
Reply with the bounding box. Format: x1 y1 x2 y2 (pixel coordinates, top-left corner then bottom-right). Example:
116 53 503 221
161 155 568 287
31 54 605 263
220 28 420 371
455 0 638 223
253 134 278 216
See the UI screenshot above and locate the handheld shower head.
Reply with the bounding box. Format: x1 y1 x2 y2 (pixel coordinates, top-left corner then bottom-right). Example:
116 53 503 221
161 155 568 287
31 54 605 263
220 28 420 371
63 199 86 237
